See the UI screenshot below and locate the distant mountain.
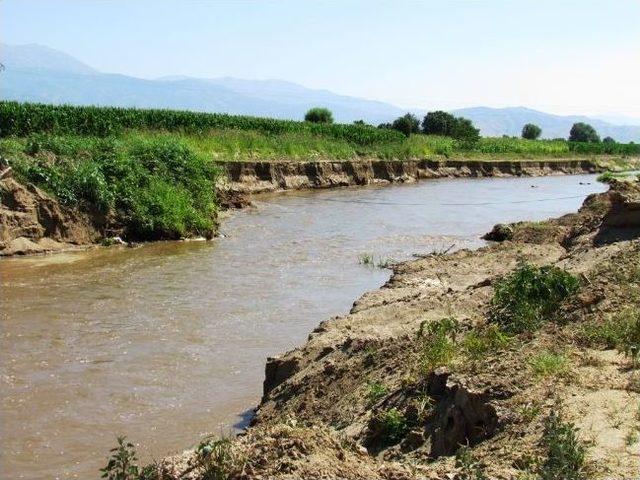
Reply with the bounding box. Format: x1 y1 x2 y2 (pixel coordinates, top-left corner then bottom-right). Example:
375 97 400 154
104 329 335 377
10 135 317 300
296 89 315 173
1 43 638 142
452 106 640 143
1 43 96 75
0 43 404 124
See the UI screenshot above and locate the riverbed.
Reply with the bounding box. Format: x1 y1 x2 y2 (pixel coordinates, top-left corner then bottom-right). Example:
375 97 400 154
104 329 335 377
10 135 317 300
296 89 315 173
0 174 606 479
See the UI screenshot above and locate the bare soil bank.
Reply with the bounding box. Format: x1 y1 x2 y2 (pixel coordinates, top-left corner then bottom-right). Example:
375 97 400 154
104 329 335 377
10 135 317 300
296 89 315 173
219 158 600 194
160 179 640 479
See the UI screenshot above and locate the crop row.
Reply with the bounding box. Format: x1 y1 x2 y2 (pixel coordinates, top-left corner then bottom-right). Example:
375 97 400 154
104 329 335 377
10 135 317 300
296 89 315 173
0 101 405 146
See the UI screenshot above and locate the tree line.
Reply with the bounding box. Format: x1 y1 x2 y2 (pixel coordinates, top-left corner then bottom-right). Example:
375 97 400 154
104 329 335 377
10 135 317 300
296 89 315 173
304 107 624 144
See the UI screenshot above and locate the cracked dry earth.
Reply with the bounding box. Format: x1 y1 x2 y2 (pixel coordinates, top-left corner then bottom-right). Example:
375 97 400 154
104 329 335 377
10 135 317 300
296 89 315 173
162 179 640 480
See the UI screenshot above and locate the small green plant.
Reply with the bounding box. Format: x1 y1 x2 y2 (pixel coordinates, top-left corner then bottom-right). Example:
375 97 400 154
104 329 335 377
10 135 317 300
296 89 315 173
540 410 587 480
578 318 626 349
597 171 616 183
529 351 569 378
490 262 579 334
615 308 640 367
419 317 459 373
358 252 374 265
379 408 408 443
519 402 542 423
455 446 488 480
462 324 511 361
366 381 388 404
196 437 238 480
100 436 140 480
376 257 396 269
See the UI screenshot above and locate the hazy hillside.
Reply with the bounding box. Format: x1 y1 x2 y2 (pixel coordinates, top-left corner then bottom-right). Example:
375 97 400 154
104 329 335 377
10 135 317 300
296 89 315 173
1 43 638 141
453 106 640 142
0 43 404 124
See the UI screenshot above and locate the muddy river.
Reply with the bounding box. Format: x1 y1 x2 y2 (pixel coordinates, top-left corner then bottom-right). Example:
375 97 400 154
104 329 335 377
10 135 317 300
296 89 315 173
0 175 606 479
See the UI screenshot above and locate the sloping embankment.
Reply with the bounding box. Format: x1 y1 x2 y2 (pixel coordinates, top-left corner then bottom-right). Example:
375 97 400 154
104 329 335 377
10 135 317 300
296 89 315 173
159 180 640 479
220 158 599 194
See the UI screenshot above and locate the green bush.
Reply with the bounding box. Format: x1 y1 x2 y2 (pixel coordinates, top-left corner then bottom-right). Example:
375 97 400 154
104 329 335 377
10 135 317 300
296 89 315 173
451 117 480 144
391 113 420 137
422 111 457 136
304 107 334 124
569 122 600 143
421 111 479 143
540 410 586 480
522 123 542 140
490 262 579 334
11 134 219 240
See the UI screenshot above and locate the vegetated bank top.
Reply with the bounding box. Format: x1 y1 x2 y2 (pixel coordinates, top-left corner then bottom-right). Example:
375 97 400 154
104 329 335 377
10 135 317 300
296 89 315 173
0 101 405 146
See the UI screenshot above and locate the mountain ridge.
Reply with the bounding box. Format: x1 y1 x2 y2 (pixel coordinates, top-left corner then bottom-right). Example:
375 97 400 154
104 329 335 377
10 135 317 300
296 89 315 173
1 43 638 141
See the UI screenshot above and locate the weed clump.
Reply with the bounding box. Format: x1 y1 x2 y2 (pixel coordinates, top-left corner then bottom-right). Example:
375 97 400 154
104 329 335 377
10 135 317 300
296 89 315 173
100 436 140 480
539 410 587 480
616 309 640 367
455 446 488 480
462 324 511 361
378 408 408 444
490 262 579 334
578 308 640 366
195 437 240 480
365 381 388 405
529 351 570 378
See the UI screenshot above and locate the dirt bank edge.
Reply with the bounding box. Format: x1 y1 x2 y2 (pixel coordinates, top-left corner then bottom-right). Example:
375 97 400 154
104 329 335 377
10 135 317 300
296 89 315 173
219 158 602 194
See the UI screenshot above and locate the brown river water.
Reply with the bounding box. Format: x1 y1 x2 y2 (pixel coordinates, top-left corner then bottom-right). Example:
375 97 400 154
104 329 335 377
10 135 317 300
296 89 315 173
0 175 606 479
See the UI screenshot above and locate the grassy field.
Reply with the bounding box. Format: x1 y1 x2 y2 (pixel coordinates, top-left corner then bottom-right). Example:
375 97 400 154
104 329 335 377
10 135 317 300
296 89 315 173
1 102 638 241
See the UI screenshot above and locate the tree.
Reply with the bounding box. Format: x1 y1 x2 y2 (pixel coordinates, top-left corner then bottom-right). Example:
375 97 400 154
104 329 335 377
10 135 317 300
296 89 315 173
521 123 542 140
353 119 367 126
569 122 600 143
422 111 457 136
602 136 616 144
391 113 420 137
304 108 333 124
451 117 480 143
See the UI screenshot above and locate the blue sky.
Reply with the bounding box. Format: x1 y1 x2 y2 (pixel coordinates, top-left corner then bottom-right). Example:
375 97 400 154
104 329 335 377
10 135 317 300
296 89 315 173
1 0 639 118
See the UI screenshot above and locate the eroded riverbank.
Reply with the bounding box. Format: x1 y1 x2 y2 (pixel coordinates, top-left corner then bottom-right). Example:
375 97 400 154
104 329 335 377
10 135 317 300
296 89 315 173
0 175 608 479
1 157 613 256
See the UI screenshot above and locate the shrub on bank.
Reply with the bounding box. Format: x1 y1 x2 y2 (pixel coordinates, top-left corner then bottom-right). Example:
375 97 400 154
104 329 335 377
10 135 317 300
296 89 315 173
9 134 219 240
